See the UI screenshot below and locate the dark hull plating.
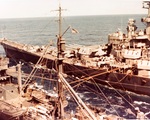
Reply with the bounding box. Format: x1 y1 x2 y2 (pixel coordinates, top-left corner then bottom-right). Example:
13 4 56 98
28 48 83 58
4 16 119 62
2 43 150 96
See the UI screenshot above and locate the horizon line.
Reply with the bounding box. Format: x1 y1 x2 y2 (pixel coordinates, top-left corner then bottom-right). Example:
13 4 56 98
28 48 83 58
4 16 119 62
0 13 146 19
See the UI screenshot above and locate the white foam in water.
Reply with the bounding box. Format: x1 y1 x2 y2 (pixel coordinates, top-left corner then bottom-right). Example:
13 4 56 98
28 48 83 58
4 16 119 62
134 101 150 105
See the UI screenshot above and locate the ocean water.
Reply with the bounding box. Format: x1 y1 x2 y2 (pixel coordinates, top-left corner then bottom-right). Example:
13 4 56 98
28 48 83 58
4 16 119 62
0 14 145 46
0 14 150 119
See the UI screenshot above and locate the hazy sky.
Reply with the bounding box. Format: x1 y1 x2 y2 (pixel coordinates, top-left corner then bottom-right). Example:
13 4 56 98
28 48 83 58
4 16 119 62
0 0 146 18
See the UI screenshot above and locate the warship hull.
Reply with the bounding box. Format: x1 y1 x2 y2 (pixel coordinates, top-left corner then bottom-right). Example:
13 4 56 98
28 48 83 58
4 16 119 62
1 41 150 96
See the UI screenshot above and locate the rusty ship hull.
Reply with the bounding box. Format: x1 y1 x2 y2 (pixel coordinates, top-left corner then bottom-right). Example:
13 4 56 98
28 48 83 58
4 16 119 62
1 40 150 96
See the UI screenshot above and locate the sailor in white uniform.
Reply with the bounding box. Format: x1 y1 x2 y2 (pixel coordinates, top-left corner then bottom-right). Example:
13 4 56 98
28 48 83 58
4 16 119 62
135 107 146 120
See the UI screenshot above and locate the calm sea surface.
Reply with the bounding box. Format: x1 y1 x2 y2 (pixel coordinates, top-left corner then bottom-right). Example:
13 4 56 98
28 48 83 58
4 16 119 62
0 15 150 119
0 14 146 46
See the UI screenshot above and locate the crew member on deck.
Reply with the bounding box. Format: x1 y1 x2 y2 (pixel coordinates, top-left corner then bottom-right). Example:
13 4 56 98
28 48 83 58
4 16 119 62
135 107 146 120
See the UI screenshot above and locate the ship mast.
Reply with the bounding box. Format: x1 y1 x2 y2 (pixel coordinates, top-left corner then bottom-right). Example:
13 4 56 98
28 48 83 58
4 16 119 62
57 2 65 119
56 2 97 120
